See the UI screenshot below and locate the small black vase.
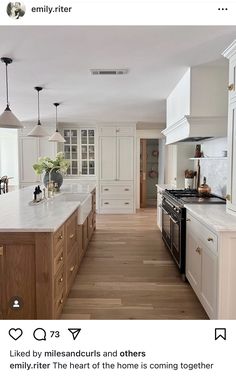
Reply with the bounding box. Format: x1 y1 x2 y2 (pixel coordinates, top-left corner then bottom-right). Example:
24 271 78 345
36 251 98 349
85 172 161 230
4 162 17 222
43 170 63 189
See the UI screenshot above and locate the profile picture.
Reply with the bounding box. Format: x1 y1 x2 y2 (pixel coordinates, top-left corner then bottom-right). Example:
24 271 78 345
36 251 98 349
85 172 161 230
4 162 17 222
6 2 26 19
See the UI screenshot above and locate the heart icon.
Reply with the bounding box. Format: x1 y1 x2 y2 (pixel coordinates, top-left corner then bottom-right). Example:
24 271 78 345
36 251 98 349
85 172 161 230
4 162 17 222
9 328 23 341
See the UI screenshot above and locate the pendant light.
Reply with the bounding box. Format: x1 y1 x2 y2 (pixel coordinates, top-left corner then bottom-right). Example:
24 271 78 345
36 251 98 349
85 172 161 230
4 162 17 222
49 103 65 142
0 57 23 129
27 87 48 137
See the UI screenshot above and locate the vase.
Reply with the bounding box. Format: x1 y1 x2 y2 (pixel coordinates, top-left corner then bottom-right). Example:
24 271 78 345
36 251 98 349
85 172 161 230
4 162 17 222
43 170 63 189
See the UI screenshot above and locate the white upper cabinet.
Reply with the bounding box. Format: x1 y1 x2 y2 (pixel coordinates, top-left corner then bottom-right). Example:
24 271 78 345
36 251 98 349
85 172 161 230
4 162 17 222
222 40 236 215
99 126 134 181
99 136 117 180
163 65 228 144
117 137 134 181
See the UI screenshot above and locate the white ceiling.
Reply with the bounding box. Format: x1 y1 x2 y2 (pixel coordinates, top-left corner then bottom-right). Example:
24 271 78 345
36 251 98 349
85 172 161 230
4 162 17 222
0 26 236 124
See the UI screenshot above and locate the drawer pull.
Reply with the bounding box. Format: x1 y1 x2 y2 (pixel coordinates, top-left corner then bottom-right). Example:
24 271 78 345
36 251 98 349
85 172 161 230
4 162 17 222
59 277 63 283
104 202 109 205
186 218 191 222
58 255 63 262
0 246 3 256
207 237 213 242
228 83 235 91
124 188 130 191
104 188 109 191
195 246 201 255
69 233 75 239
59 298 64 305
58 234 63 240
70 265 75 273
125 202 130 205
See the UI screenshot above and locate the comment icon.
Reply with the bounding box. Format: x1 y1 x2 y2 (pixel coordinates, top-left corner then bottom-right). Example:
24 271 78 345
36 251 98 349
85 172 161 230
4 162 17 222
33 328 47 341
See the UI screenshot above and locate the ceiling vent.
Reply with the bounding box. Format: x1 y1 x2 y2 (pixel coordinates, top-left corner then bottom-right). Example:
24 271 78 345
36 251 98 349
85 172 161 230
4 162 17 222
90 69 129 75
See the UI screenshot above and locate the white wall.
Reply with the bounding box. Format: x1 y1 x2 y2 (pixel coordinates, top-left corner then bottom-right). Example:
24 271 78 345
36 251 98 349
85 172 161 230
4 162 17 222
197 137 227 197
0 129 19 186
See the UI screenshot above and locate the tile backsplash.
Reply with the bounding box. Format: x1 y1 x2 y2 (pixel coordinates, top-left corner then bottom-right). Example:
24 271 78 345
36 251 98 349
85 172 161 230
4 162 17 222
198 137 227 197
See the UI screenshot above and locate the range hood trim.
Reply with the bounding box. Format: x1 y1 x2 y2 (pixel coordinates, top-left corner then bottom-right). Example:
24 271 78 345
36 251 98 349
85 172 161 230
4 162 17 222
162 115 227 144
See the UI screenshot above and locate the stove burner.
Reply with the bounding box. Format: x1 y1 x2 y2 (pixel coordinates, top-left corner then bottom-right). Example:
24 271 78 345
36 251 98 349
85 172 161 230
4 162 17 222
164 189 226 205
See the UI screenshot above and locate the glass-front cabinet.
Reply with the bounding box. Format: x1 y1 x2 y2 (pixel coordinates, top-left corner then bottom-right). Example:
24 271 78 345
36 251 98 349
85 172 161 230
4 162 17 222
63 128 96 177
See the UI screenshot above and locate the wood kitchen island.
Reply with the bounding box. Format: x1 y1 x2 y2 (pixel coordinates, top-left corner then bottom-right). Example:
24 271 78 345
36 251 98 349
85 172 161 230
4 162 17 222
0 184 96 319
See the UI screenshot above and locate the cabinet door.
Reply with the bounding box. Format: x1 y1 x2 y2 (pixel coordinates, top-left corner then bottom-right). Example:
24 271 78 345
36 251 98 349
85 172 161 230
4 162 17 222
19 137 39 183
117 137 134 181
227 101 236 212
229 54 236 103
186 229 201 294
200 242 217 319
99 137 117 180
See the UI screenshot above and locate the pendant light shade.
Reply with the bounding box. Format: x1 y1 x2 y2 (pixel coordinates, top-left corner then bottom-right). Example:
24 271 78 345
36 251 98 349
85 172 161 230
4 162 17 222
0 57 23 129
27 87 48 137
49 103 65 143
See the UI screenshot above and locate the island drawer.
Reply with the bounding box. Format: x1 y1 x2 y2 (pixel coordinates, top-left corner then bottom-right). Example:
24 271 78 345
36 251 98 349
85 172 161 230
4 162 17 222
54 265 65 300
53 246 65 275
53 224 65 252
66 244 78 293
66 212 77 254
54 290 65 318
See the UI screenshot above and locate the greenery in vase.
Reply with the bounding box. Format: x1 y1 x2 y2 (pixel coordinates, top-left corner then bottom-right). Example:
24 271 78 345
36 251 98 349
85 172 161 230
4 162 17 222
33 152 70 175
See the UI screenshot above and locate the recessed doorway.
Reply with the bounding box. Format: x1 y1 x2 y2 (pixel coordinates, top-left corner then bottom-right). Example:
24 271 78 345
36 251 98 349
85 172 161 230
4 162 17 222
140 139 159 208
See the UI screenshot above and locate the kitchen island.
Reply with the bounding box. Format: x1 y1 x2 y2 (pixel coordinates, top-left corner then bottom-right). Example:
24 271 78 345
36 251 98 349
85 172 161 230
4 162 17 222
0 183 96 320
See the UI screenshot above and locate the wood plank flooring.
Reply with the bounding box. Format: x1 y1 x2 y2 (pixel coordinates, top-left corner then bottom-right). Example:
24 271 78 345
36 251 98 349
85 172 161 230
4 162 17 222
61 209 208 320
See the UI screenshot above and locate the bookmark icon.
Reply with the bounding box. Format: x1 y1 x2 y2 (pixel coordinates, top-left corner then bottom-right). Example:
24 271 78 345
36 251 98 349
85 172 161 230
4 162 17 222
68 328 81 340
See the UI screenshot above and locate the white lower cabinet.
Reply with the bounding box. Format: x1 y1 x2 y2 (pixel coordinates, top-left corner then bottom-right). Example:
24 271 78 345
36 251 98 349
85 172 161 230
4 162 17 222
99 181 134 213
186 212 218 319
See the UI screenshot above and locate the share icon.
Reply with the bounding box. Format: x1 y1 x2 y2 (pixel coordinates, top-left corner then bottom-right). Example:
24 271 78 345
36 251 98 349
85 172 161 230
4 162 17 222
68 328 81 340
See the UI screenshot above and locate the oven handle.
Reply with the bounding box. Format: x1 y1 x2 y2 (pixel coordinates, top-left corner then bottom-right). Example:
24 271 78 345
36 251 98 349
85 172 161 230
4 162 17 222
160 206 169 215
170 216 179 225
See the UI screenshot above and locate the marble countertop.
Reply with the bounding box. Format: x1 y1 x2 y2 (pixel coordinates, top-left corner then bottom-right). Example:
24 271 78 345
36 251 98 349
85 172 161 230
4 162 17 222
185 204 236 232
156 184 177 192
0 182 96 233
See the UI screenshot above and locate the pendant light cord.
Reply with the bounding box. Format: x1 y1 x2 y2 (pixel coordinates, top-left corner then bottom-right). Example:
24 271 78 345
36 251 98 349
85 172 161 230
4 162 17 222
37 90 41 125
56 105 58 130
5 62 9 108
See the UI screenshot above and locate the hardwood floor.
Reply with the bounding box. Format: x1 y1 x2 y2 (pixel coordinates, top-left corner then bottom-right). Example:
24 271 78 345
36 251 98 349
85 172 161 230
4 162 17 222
61 209 208 320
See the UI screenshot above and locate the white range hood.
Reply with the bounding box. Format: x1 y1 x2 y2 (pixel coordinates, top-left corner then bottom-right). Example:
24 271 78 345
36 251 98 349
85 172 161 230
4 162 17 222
162 65 228 144
162 115 227 144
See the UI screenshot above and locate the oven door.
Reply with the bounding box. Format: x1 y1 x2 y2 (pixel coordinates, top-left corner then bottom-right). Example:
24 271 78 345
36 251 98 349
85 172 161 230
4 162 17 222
170 215 181 268
162 206 171 250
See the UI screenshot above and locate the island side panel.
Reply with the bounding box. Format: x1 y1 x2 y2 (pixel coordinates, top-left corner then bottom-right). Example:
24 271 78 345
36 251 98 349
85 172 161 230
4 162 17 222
35 233 54 319
0 233 36 319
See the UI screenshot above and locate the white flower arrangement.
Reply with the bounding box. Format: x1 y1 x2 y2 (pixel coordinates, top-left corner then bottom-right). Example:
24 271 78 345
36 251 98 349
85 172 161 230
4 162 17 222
33 152 70 175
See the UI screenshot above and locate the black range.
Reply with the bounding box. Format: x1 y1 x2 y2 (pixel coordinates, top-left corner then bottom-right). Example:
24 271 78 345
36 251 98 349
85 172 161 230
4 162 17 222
161 189 226 275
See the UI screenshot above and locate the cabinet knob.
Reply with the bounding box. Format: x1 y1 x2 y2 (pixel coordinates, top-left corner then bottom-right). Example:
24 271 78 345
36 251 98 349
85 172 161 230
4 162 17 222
0 246 3 256
58 255 63 262
225 194 231 201
58 234 63 240
59 298 64 305
104 202 109 205
125 202 130 205
124 188 129 191
195 246 201 254
186 218 191 222
69 233 75 239
70 265 75 273
104 188 109 191
228 83 235 91
207 237 213 242
59 277 63 283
